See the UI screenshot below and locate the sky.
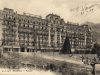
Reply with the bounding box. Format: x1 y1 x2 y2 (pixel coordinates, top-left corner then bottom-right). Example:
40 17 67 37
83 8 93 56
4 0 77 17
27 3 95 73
0 0 100 24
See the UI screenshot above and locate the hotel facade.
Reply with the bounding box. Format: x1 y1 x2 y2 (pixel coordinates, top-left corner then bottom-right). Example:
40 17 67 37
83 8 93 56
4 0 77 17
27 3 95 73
0 8 93 53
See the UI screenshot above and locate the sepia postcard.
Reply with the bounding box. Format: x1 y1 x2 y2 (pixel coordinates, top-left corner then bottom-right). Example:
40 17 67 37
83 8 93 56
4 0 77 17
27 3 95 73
0 0 100 75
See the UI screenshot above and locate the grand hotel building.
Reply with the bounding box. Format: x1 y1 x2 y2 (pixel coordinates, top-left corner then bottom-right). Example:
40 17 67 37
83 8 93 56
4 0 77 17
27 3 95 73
0 8 93 53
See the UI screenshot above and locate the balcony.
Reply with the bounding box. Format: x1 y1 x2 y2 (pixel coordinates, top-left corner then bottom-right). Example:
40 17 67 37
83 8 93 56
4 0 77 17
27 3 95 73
18 27 33 33
2 21 17 27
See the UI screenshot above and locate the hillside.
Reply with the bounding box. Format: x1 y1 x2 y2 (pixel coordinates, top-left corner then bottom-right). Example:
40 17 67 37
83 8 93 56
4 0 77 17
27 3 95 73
83 22 100 43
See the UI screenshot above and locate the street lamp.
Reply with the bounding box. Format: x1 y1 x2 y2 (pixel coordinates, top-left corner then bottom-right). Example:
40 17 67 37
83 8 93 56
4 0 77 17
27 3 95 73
0 40 3 57
51 43 55 60
91 63 96 75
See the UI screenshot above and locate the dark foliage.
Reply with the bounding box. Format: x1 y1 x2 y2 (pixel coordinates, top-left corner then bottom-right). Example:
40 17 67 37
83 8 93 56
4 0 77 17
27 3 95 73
91 43 100 55
60 36 71 54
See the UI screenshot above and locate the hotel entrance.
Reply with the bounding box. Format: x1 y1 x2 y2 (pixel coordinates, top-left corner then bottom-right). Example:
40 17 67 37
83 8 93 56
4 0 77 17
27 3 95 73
21 47 25 52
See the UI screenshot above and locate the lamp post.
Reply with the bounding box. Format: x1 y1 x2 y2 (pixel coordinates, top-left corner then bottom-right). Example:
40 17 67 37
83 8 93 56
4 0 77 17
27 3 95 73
34 25 37 52
51 43 55 60
0 40 3 57
91 63 96 75
91 57 98 75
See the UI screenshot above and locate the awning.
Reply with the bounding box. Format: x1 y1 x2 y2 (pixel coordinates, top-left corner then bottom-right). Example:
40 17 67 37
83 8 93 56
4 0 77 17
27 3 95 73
27 46 34 49
3 46 20 48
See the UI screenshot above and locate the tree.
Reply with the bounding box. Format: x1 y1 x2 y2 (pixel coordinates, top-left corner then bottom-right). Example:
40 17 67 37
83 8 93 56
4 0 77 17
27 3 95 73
60 36 71 54
91 43 100 54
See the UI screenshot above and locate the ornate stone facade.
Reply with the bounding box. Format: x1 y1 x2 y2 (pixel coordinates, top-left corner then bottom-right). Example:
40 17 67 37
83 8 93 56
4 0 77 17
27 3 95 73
0 8 93 53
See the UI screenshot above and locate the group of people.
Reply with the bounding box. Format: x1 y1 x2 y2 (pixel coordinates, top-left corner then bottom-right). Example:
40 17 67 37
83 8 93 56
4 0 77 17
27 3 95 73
81 56 98 65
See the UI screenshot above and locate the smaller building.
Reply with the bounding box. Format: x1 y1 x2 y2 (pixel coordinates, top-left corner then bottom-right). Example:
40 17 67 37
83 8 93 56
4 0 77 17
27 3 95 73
65 22 93 53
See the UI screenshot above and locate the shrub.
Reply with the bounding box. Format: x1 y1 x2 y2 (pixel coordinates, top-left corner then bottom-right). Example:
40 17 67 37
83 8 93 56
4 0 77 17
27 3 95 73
2 52 21 69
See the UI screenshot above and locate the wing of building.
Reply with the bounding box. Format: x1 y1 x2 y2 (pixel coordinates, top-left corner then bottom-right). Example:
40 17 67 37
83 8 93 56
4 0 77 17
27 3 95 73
0 8 93 53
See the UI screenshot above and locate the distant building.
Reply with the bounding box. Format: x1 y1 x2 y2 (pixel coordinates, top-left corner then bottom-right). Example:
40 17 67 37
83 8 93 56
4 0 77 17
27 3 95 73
0 8 93 53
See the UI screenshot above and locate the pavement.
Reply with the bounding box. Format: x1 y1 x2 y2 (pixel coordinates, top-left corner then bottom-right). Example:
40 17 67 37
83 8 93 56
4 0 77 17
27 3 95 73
36 52 92 68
